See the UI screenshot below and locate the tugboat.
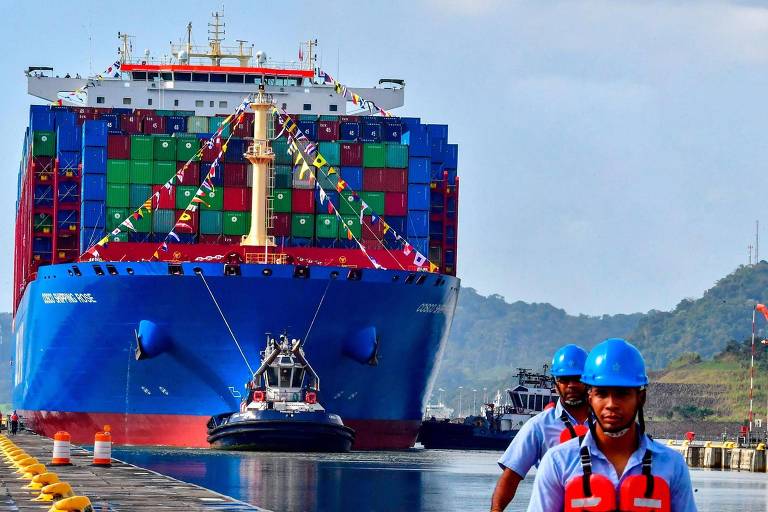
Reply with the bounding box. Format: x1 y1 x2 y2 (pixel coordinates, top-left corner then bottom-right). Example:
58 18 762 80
207 332 356 452
417 366 558 450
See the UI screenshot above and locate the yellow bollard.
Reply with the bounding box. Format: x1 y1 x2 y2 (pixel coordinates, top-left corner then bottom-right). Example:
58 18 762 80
24 472 59 491
14 456 38 472
32 482 73 502
47 495 93 512
18 463 47 480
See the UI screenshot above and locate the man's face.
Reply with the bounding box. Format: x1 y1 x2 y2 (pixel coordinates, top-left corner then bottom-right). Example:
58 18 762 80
555 376 587 406
588 386 644 433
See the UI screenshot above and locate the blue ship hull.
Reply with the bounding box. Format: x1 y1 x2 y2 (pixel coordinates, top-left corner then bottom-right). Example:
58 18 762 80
12 261 459 449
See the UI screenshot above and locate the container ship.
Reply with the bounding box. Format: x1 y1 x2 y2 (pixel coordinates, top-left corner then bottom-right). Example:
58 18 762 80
12 15 460 450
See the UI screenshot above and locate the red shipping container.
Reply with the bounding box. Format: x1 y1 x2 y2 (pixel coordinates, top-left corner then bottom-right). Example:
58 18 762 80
120 114 143 134
363 168 386 191
199 234 221 244
317 121 339 141
174 209 199 234
232 114 254 138
201 136 225 163
153 185 176 210
223 163 248 187
291 189 315 213
339 116 357 123
91 107 114 115
383 168 408 193
142 116 166 134
362 216 386 241
340 143 362 166
384 192 408 216
107 134 131 159
360 238 384 251
176 162 200 186
73 107 95 115
223 187 251 211
269 213 291 237
76 112 99 125
132 109 153 120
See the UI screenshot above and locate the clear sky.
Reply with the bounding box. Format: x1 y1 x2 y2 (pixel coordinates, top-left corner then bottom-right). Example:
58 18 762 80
1 0 766 315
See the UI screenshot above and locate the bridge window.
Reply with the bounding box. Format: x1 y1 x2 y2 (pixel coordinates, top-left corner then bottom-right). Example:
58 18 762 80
147 72 158 80
192 73 208 82
132 72 147 80
244 75 257 84
122 97 132 105
174 99 179 107
329 104 338 112
175 72 191 81
96 97 105 104
227 74 244 83
195 100 204 107
161 72 173 81
219 101 228 108
210 73 226 83
147 98 153 105
303 103 311 111
209 101 214 108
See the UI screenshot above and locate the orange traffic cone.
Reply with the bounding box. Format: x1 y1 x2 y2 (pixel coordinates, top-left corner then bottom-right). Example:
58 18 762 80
51 432 71 466
92 425 111 467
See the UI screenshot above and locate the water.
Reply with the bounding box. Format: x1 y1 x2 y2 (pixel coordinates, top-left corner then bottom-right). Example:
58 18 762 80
113 447 767 512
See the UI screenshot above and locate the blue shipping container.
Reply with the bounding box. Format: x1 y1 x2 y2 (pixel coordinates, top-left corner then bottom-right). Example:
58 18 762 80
381 122 402 143
33 237 52 253
386 216 406 234
289 237 312 248
82 201 106 228
315 190 339 213
225 138 248 163
128 232 155 243
82 174 107 201
339 122 360 141
407 211 429 238
340 166 363 190
166 116 187 134
407 184 430 211
361 122 381 143
400 117 421 134
54 110 76 130
80 227 105 251
82 120 108 147
430 137 445 163
411 237 429 255
297 121 317 141
427 124 448 141
443 144 458 168
100 114 121 131
29 105 54 132
431 162 446 181
57 182 80 203
57 209 79 229
56 122 79 152
405 125 430 157
34 185 53 206
82 146 107 174
57 151 80 172
200 162 224 186
408 157 430 184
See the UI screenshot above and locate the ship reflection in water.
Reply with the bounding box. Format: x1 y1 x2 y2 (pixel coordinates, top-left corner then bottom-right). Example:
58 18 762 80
113 447 766 512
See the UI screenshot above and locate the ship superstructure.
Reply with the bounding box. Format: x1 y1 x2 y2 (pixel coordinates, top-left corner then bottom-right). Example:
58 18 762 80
13 13 460 450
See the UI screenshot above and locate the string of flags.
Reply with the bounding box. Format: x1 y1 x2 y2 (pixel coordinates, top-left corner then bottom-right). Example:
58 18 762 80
318 69 393 117
273 106 439 273
83 95 253 259
54 61 122 106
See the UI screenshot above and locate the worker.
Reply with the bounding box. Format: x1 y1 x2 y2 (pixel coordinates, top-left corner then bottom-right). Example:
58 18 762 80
527 338 697 512
490 344 590 511
10 411 18 435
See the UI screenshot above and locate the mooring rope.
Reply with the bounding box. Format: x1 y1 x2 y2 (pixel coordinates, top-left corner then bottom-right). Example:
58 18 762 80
302 280 332 347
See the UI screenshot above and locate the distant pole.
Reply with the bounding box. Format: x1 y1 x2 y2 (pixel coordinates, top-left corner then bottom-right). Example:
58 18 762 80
749 245 753 266
750 307 756 437
483 387 487 403
438 388 444 405
458 386 463 418
756 220 760 264
472 389 477 415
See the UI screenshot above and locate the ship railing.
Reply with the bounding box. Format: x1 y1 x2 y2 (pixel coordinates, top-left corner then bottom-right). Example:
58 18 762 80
244 252 289 265
245 143 275 160
124 55 310 71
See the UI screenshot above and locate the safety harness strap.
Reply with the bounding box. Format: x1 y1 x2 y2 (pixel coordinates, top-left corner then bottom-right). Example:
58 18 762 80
578 438 592 497
641 449 654 498
561 411 578 439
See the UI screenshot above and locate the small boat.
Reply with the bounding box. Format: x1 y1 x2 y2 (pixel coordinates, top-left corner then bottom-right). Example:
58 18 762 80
207 332 355 452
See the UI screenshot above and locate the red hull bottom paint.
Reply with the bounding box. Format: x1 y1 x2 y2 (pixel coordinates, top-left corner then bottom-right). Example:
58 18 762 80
22 411 419 450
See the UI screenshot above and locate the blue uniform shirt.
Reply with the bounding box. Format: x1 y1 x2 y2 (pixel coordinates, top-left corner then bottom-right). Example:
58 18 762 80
527 429 697 512
497 400 588 478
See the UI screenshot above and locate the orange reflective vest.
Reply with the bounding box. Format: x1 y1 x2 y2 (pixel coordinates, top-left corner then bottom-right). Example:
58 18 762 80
559 411 589 444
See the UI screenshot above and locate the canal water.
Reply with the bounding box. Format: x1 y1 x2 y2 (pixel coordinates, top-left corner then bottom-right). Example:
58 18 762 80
113 447 766 511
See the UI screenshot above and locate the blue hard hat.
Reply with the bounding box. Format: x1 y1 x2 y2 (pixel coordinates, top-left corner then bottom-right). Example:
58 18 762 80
551 344 589 377
581 338 648 387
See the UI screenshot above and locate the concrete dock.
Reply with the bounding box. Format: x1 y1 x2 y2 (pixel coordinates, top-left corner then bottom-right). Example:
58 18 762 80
0 431 265 511
666 440 767 472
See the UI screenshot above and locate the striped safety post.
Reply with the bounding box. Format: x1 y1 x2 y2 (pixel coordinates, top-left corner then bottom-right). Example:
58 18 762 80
92 425 111 467
51 431 71 466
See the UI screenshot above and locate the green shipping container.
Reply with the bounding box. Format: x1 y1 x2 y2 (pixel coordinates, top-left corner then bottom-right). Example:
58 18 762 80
133 210 152 233
155 110 176 117
33 213 53 232
208 117 230 137
32 131 56 157
153 161 176 185
129 184 152 208
107 159 130 184
130 135 154 160
274 165 293 189
223 211 251 236
200 211 223 235
187 116 209 134
316 167 339 191
153 136 177 161
272 139 291 165
360 191 385 215
315 214 338 239
110 232 129 243
152 209 175 233
385 143 409 168
176 137 201 162
339 215 361 239
202 189 223 210
292 214 314 238
106 207 130 230
363 143 386 168
272 189 292 213
129 160 153 184
176 186 198 210
106 184 130 208
339 191 361 216
318 142 340 166
175 110 195 117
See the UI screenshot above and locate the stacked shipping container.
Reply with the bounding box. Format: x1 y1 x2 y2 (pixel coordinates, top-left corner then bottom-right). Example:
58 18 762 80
19 105 459 276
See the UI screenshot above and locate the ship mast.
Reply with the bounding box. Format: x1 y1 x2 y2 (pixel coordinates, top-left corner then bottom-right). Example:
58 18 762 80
242 86 276 248
117 32 134 65
173 12 252 67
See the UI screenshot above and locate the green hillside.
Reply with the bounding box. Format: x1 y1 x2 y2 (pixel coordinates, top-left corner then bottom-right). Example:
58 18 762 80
629 262 768 369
